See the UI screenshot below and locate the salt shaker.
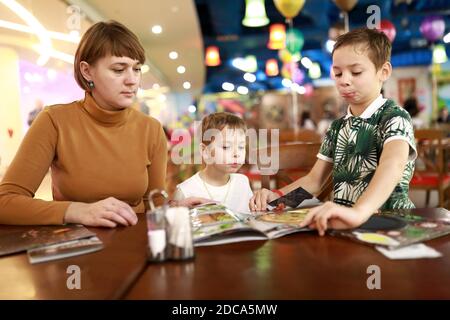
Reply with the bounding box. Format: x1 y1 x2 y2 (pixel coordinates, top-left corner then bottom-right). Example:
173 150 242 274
145 189 169 263
165 206 195 261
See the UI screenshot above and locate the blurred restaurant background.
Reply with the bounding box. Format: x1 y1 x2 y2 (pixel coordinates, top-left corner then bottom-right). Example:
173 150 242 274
0 0 449 207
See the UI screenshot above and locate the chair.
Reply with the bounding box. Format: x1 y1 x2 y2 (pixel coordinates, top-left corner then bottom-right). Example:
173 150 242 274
278 129 322 143
253 142 332 201
410 128 450 208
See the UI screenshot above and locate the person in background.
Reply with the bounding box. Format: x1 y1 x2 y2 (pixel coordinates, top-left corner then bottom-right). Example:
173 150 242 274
27 99 44 126
437 107 449 124
403 97 424 129
0 20 207 227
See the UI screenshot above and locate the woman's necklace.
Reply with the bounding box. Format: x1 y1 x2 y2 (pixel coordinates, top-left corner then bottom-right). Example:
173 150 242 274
201 174 232 204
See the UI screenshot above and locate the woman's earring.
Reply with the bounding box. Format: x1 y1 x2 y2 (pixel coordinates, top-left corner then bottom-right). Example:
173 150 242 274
88 81 95 89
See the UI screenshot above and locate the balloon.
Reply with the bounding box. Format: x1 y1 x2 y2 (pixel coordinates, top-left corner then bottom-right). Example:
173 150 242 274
273 0 305 19
279 49 292 63
286 28 304 54
281 62 303 82
377 20 396 43
420 15 445 42
281 63 292 79
292 66 304 84
333 0 358 12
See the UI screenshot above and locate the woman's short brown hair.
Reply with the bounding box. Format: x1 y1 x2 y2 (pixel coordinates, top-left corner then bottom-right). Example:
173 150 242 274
74 20 146 91
200 112 247 145
332 27 391 70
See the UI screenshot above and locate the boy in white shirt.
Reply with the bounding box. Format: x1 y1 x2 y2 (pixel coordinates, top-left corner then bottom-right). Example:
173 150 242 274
174 112 253 214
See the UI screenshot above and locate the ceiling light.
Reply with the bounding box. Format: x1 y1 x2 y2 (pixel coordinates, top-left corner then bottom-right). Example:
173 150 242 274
188 105 196 113
169 51 178 59
242 0 269 27
183 81 191 89
291 83 306 94
243 73 256 83
0 20 80 43
151 25 162 34
265 59 279 76
282 78 292 88
301 56 313 69
222 82 235 91
141 64 150 74
245 55 258 73
325 39 336 53
433 44 448 64
1 0 52 65
308 63 322 79
267 24 286 50
177 65 186 74
205 46 221 66
444 32 450 43
237 86 249 95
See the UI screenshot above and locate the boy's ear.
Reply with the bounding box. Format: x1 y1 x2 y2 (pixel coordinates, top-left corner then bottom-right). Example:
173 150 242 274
200 143 210 160
379 61 392 82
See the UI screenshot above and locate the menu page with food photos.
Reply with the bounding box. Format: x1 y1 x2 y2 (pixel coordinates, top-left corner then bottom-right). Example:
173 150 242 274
329 209 450 249
191 203 310 247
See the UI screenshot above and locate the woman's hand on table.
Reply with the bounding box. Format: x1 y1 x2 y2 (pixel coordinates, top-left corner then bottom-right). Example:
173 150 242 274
299 201 370 236
249 188 279 212
64 197 138 228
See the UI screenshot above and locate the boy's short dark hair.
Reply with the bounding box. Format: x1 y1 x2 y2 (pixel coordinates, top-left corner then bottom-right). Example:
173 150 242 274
201 112 247 145
332 27 391 70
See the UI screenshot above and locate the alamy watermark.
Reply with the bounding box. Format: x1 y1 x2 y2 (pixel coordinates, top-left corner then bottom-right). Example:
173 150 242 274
366 264 381 290
66 5 81 36
66 265 81 290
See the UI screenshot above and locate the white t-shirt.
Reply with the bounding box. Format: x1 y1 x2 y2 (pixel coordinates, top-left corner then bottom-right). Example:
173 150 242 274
174 172 253 214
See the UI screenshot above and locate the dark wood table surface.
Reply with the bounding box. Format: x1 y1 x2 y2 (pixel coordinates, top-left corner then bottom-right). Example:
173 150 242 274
0 216 148 299
125 208 450 300
1 208 449 299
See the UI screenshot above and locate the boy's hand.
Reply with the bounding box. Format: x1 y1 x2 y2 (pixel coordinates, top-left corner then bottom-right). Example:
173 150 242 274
172 197 215 208
249 189 279 212
299 201 370 236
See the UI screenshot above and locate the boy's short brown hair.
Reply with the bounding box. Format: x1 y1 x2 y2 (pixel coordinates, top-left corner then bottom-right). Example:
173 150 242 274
74 20 146 91
332 27 391 70
201 112 247 145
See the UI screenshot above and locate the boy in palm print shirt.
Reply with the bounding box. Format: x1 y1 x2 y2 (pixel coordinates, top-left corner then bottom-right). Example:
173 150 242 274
251 28 416 235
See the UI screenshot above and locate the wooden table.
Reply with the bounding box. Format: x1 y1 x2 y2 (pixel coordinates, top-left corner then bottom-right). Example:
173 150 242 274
125 208 450 300
0 217 148 299
1 208 449 299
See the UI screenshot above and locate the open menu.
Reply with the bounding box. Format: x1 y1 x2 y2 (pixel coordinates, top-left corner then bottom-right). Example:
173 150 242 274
191 203 311 246
329 209 450 249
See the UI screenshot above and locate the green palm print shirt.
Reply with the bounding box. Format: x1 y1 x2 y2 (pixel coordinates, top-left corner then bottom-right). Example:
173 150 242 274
318 95 417 210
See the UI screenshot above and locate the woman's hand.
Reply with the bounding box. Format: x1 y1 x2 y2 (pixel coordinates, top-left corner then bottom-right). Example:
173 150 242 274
64 197 138 228
249 188 279 212
171 197 214 208
299 201 370 236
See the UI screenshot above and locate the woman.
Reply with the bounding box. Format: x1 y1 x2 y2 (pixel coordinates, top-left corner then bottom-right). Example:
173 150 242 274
0 21 207 227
